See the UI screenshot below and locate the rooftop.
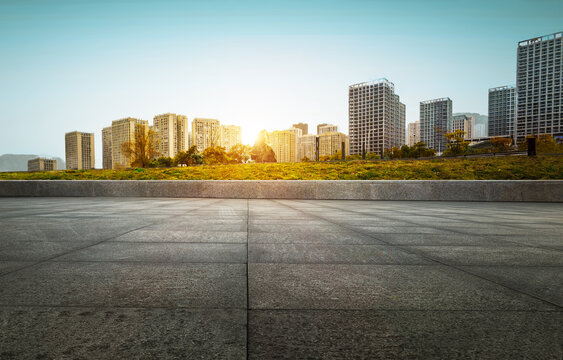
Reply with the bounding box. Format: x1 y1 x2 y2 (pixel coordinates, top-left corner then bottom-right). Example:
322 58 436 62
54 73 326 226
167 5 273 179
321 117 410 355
518 31 562 47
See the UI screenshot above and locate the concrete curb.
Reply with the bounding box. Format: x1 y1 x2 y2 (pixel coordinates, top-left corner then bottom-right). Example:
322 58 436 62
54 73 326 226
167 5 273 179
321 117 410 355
0 180 562 201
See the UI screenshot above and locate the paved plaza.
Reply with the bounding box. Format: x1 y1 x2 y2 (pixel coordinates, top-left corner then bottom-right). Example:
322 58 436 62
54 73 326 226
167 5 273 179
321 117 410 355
0 197 561 359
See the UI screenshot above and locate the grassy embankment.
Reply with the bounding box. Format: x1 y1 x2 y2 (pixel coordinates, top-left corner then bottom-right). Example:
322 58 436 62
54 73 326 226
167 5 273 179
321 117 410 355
1 156 562 181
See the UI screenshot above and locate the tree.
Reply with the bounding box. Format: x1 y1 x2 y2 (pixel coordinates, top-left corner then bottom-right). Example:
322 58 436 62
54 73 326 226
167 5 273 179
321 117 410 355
301 156 311 162
329 151 343 161
490 137 512 152
519 134 563 153
202 146 229 165
366 152 380 160
151 156 175 168
345 154 362 160
410 142 436 158
120 124 160 168
175 145 201 166
443 130 469 156
383 147 402 159
227 144 252 164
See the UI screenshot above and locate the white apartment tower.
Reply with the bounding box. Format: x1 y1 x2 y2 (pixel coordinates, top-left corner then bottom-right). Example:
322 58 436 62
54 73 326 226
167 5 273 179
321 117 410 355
420 98 452 153
452 115 475 140
153 113 188 158
269 130 297 163
488 86 516 138
348 79 406 156
65 131 95 170
220 125 242 151
192 118 220 151
516 32 562 141
317 124 338 135
111 118 149 169
407 122 420 146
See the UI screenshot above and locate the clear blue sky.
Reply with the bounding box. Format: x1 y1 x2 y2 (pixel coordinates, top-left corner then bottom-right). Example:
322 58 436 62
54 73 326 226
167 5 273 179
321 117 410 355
1 0 561 166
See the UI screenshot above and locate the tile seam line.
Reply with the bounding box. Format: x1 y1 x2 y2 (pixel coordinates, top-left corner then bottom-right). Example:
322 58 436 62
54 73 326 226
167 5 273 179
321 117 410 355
274 199 563 310
0 304 560 312
0 199 225 278
246 198 250 360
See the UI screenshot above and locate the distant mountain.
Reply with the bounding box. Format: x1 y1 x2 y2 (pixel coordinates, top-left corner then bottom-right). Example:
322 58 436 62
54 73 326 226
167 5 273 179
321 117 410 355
0 154 65 172
454 113 488 137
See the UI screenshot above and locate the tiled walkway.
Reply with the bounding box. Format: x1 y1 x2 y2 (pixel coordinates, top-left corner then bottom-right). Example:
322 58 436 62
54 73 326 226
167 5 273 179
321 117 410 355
0 198 561 359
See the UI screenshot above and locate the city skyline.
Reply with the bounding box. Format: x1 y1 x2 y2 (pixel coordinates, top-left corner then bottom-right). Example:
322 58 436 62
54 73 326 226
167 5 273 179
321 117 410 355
1 1 562 166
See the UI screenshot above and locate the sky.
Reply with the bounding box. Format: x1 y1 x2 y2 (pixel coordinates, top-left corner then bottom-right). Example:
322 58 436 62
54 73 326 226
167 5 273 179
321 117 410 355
1 0 562 166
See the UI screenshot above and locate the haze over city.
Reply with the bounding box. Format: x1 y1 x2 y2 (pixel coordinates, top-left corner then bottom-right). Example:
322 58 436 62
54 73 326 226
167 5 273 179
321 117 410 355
1 0 562 166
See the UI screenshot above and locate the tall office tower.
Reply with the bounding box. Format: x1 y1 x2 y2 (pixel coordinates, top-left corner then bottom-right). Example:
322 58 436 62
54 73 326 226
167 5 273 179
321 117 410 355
102 127 112 170
65 131 95 170
192 118 220 151
298 134 318 161
420 98 452 153
407 121 420 146
516 32 562 142
293 123 308 135
318 132 349 158
317 123 338 135
111 118 149 169
269 130 297 162
220 125 242 151
28 158 57 172
349 78 406 156
452 115 475 140
488 86 516 138
153 113 188 158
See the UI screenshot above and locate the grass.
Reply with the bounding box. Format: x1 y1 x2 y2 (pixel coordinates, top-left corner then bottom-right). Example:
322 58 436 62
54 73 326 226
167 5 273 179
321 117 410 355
1 156 562 180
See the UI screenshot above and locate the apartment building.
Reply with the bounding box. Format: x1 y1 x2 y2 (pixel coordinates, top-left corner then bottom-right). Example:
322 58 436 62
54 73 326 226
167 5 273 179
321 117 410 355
318 132 349 158
192 118 220 151
220 125 242 151
317 123 338 135
292 123 308 135
420 98 452 153
407 121 420 146
102 126 112 170
349 78 406 156
269 130 297 163
65 131 95 170
298 134 317 161
28 158 57 172
153 113 188 158
452 114 475 140
515 31 562 142
488 85 516 138
111 117 149 169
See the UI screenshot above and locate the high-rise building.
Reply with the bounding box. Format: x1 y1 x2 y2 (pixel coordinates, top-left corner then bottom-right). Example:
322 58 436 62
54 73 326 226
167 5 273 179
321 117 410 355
452 115 475 140
65 131 95 170
516 32 562 142
220 125 242 151
317 123 338 135
420 98 452 153
298 134 317 161
488 86 516 139
348 78 406 156
111 118 149 169
28 158 57 172
293 123 308 135
318 132 349 158
153 113 188 158
407 122 420 146
192 118 220 151
102 127 112 170
268 130 297 162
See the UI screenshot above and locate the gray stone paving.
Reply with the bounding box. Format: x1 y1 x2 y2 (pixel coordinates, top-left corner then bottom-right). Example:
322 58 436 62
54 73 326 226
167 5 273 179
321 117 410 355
0 198 561 359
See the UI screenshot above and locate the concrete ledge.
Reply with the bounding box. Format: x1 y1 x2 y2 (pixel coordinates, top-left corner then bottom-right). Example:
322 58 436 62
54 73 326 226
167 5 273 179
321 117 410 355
0 180 562 201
